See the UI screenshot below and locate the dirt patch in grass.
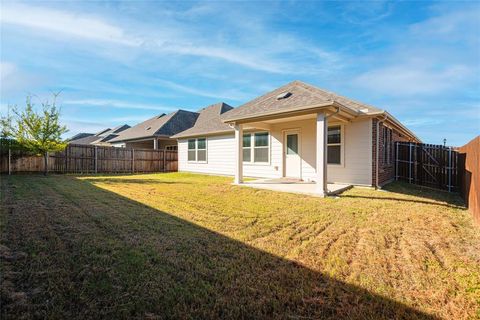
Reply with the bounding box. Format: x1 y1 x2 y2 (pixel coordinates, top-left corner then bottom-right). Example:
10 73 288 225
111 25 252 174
1 173 479 319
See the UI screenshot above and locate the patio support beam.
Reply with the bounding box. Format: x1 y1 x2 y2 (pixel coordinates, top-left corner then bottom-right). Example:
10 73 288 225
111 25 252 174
244 121 272 131
234 124 244 184
153 138 158 150
330 113 351 123
316 112 328 196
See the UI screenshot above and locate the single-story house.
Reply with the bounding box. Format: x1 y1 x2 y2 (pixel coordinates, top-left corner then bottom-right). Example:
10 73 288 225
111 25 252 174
109 110 199 149
172 80 420 196
68 124 130 146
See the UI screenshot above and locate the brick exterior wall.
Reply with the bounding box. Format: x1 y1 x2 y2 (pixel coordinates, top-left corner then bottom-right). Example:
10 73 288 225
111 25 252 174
372 119 410 187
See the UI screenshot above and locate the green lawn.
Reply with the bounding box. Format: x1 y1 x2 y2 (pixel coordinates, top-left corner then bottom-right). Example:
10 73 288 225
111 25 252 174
1 173 479 319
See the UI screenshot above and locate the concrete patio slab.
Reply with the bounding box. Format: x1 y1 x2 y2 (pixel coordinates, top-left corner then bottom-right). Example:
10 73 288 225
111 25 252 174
239 178 352 197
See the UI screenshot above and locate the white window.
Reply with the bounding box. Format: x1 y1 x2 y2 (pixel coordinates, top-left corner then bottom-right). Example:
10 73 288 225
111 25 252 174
165 145 177 151
327 126 342 165
187 138 207 162
243 132 269 163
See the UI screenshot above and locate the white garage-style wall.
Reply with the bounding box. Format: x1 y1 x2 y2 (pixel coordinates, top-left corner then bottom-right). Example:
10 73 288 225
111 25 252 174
177 118 373 186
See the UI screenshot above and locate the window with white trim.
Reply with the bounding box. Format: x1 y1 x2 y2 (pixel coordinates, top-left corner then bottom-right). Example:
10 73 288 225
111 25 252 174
165 145 177 151
243 132 269 163
187 138 206 162
327 126 342 165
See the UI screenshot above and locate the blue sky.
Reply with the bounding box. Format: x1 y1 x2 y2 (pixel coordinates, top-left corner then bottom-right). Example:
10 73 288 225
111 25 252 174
1 1 479 146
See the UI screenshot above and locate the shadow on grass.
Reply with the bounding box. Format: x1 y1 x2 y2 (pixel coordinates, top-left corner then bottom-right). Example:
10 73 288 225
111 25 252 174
79 178 192 185
2 176 437 319
340 181 465 209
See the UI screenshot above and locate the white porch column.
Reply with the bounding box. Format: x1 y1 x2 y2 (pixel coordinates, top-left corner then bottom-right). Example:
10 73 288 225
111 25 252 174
234 124 243 184
153 138 158 150
316 113 328 196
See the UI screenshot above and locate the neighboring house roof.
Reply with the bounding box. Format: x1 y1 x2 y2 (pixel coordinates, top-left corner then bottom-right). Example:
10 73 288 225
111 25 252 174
99 124 131 136
69 124 130 145
68 132 94 141
109 110 199 142
69 135 102 145
171 103 234 138
222 80 382 123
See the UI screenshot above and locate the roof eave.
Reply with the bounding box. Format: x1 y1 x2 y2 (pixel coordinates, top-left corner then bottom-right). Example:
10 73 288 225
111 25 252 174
172 129 234 139
222 101 359 124
365 111 421 142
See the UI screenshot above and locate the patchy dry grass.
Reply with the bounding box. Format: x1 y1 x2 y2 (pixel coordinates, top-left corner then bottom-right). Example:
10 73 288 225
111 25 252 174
1 173 479 319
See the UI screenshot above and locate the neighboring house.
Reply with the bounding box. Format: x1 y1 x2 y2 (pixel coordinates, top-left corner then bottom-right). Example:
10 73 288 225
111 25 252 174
68 125 130 146
173 80 420 195
172 102 234 142
109 110 199 150
68 132 95 141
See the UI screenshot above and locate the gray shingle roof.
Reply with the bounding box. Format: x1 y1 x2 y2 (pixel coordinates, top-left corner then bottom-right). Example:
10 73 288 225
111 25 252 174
222 80 382 122
69 135 103 145
100 124 131 136
109 110 199 142
68 132 94 141
69 124 131 145
172 103 234 138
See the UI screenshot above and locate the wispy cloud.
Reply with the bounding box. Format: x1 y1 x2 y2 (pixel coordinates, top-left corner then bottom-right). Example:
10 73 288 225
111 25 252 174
154 79 251 101
108 115 152 123
409 6 480 43
0 62 42 98
63 99 177 111
61 119 108 137
352 63 472 96
0 2 339 75
403 118 444 127
351 6 479 97
0 3 139 46
340 1 394 25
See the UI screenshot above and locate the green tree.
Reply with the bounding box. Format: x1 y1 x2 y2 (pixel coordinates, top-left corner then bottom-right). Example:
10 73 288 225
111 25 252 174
1 94 68 175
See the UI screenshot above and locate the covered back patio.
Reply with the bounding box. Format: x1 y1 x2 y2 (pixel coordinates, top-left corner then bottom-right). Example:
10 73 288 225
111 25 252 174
242 178 352 197
225 101 360 197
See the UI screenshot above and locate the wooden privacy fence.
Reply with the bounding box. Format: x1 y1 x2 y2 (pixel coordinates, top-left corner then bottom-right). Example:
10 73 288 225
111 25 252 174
0 144 178 174
457 136 480 225
395 142 460 192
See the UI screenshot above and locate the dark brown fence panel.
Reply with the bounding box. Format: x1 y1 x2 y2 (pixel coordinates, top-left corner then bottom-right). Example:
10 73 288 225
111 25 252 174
0 144 178 174
457 136 480 225
395 142 460 192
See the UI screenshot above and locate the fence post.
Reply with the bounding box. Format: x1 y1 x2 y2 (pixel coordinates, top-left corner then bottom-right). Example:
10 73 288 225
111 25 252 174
94 146 98 173
418 144 423 185
395 142 398 180
64 146 68 173
8 147 11 175
132 149 135 174
163 149 166 172
448 147 452 192
408 143 412 183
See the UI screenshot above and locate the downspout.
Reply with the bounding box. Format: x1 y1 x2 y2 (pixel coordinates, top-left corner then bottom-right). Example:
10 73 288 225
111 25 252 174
375 114 388 189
